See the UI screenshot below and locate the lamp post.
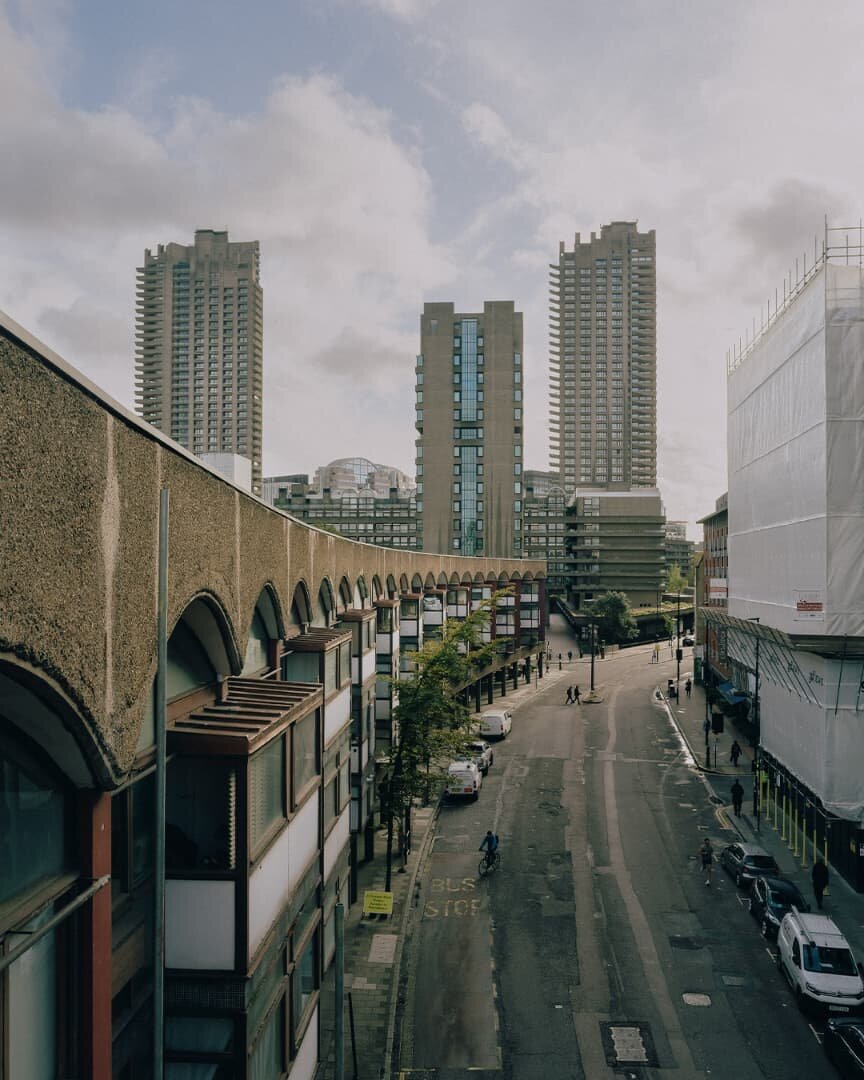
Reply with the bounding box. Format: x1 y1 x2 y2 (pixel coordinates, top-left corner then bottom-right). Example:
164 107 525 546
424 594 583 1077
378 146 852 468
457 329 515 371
675 591 682 694
589 616 596 693
748 617 761 832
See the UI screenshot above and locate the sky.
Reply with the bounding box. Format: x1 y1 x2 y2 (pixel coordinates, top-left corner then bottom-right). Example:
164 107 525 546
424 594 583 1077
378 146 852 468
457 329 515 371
3 0 863 537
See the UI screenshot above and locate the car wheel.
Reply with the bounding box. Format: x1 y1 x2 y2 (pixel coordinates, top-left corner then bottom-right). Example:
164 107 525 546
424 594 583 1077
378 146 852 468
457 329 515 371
472 790 479 802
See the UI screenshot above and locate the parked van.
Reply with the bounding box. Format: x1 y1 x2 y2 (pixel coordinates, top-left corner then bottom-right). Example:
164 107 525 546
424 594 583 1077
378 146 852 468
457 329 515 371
777 909 864 1017
478 708 513 740
445 760 482 800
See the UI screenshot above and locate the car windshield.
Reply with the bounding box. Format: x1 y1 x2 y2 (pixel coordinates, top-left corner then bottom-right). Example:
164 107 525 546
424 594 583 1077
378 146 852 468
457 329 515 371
747 855 777 870
768 888 801 910
802 945 858 976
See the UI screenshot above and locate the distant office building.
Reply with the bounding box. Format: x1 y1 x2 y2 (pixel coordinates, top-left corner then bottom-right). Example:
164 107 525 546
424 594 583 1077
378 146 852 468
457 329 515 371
417 301 524 557
565 489 666 609
313 457 414 498
549 222 656 493
135 229 263 494
266 462 418 549
664 521 695 579
695 492 729 682
523 470 566 595
261 474 310 505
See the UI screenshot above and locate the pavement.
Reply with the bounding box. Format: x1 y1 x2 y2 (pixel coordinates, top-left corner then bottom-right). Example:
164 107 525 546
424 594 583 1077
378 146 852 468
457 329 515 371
658 646 864 966
316 625 864 1078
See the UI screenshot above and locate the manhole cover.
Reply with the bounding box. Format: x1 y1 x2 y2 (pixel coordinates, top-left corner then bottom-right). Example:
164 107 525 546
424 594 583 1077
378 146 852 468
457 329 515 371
599 1022 658 1067
683 993 712 1006
669 935 703 950
720 975 748 987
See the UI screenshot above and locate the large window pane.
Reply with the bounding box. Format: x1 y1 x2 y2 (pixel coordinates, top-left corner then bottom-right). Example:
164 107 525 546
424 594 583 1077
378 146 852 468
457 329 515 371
166 759 235 872
250 1000 286 1080
0 735 68 907
292 712 319 801
292 930 318 1034
249 738 286 853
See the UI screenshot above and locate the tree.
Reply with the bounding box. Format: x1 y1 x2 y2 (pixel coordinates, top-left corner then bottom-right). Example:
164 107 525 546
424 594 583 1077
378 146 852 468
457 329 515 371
381 592 506 890
666 565 687 595
587 590 638 646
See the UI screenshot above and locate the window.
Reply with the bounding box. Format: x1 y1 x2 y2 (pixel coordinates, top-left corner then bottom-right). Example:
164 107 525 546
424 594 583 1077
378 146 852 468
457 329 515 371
292 929 319 1037
292 711 319 803
453 482 461 494
514 408 522 420
513 463 522 475
452 501 461 513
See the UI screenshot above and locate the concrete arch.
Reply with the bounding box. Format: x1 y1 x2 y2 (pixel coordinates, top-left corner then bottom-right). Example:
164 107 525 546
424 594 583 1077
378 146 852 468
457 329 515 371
317 577 336 626
450 572 461 585
424 573 436 589
399 574 410 594
411 573 424 591
370 575 383 601
474 571 485 583
386 575 398 598
0 656 109 788
250 583 284 641
243 585 283 676
172 592 240 678
356 575 368 607
291 580 313 630
437 572 449 586
337 575 353 612
461 572 474 585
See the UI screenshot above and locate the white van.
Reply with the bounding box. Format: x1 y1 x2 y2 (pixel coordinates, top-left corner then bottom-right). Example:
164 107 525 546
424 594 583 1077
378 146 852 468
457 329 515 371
478 708 512 740
445 760 482 800
777 909 864 1017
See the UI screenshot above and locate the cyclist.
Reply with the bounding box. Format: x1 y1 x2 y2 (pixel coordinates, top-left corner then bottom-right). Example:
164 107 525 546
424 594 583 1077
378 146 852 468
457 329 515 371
479 830 499 868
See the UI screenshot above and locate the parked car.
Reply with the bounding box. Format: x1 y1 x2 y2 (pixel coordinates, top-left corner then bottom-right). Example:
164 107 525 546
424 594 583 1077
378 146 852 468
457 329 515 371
445 760 482 801
720 842 779 888
777 909 864 1018
682 633 695 646
824 1017 864 1076
748 874 809 938
478 708 513 740
467 739 494 775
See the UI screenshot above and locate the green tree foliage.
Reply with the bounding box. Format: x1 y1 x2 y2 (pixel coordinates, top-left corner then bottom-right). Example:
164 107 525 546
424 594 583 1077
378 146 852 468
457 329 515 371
666 564 687 595
587 590 638 645
381 591 508 887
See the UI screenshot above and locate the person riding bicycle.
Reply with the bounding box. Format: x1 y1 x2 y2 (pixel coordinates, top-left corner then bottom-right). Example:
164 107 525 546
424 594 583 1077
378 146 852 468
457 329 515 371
479 830 499 867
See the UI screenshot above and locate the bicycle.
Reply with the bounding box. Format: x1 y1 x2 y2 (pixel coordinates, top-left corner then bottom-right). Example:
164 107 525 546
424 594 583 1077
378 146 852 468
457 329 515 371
478 850 501 876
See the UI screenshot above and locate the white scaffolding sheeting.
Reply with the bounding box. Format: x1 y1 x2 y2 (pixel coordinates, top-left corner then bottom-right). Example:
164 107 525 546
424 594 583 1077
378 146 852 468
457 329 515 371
728 263 864 637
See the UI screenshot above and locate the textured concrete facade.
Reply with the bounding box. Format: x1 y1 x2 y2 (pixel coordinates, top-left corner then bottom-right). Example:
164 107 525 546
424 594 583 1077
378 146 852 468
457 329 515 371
1 315 544 789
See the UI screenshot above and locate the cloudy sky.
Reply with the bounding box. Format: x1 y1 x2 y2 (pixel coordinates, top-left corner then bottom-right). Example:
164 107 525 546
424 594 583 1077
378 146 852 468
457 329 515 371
3 0 861 535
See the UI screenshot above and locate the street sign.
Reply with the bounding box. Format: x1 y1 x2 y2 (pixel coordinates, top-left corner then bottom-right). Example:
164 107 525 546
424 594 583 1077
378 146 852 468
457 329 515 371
363 890 394 916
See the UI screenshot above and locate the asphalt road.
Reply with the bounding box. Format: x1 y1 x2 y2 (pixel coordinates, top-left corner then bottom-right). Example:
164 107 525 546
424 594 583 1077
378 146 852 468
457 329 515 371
398 622 838 1079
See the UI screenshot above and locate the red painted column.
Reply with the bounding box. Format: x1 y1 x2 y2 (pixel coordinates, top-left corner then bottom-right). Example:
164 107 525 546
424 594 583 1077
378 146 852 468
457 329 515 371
80 790 112 1079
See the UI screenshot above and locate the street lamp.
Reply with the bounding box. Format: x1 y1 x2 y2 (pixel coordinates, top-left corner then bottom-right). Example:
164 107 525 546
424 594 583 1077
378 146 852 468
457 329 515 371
675 590 682 693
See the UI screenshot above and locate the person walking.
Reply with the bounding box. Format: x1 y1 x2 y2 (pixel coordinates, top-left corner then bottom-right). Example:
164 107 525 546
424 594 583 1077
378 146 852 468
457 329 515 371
573 685 581 705
731 779 744 817
565 687 574 705
730 740 742 767
700 837 714 886
685 677 692 699
567 650 573 663
653 641 660 664
812 856 830 910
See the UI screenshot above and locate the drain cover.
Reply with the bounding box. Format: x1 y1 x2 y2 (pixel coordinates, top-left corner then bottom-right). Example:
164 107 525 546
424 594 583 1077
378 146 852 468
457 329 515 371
683 992 712 1006
599 1021 658 1067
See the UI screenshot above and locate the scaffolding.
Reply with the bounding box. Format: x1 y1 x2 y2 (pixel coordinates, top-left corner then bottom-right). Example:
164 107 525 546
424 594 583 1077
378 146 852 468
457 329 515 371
728 220 864 372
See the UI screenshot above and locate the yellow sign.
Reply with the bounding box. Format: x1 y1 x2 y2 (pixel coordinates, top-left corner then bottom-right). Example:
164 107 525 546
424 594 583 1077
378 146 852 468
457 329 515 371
363 890 394 915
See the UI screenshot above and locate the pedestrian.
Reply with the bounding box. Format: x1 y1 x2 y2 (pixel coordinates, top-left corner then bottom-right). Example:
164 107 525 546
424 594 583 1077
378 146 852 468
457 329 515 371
812 856 830 910
599 643 605 659
700 837 713 886
703 715 711 744
567 650 572 663
573 685 581 704
685 677 692 699
565 687 574 705
653 641 660 664
730 740 742 767
731 779 744 817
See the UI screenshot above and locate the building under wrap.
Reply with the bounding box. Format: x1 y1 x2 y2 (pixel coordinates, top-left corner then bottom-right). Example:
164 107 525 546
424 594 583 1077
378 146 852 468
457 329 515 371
727 255 864 886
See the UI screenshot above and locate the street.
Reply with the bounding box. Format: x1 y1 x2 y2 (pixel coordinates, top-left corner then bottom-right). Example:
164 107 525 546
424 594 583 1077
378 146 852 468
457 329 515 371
396 618 837 1079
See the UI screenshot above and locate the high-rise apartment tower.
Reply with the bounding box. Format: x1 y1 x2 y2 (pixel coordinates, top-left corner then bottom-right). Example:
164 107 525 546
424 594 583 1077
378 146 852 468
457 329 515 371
417 302 524 557
549 222 656 493
135 229 263 494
